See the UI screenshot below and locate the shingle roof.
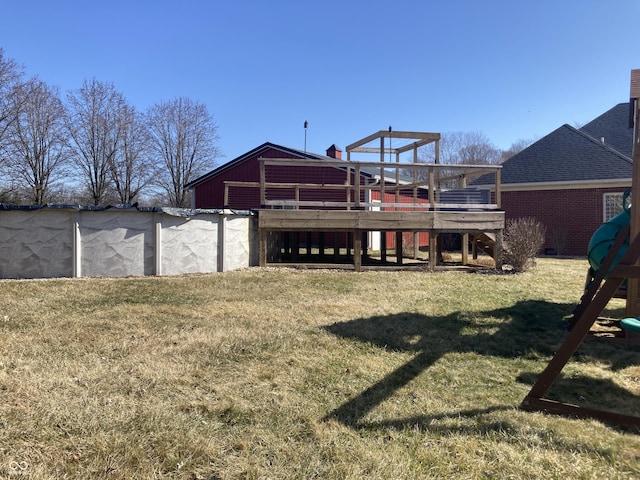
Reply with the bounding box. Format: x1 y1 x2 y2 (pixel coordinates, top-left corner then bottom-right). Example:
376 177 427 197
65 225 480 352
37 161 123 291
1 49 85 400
185 142 320 188
185 142 412 189
579 102 633 158
473 120 632 186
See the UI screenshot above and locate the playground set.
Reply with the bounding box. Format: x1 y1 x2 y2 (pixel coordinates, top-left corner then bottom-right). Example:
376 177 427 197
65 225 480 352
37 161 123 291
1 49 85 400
522 69 640 428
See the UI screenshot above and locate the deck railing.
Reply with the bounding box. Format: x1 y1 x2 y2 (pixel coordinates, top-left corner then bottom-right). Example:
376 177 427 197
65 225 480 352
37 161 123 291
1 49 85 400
223 158 501 211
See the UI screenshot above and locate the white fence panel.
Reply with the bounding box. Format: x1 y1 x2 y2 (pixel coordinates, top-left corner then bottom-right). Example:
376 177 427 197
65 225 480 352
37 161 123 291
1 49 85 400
0 209 74 278
160 214 219 276
80 210 155 277
0 205 255 279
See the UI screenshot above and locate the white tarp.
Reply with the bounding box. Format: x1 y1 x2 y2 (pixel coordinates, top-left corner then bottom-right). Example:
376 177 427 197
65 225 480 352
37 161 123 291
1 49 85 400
160 214 218 276
0 209 74 278
81 210 155 277
224 215 251 271
0 205 255 279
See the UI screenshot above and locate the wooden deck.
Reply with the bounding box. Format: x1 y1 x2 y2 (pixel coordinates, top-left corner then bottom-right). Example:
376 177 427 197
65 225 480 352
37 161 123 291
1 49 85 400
258 209 504 271
258 209 504 233
252 130 505 271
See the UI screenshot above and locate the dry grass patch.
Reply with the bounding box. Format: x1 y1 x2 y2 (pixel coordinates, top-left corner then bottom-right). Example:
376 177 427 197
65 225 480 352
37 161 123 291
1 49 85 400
0 259 639 479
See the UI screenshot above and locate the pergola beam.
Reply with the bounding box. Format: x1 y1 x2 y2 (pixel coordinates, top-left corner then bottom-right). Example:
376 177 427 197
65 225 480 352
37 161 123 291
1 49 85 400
345 130 440 153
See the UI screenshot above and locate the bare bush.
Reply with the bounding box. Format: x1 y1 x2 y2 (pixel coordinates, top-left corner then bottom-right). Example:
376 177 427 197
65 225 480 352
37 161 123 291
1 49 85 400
502 217 546 272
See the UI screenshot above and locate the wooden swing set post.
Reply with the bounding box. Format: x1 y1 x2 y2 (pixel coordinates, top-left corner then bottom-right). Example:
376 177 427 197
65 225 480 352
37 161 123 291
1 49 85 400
521 69 640 428
626 69 640 316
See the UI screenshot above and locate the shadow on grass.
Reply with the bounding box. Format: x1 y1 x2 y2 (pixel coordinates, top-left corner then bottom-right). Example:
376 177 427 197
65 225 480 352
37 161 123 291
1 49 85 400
322 299 639 429
517 371 640 415
352 405 619 458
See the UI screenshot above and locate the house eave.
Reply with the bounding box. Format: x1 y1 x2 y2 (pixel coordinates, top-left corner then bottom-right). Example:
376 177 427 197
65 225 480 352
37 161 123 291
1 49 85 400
480 178 632 192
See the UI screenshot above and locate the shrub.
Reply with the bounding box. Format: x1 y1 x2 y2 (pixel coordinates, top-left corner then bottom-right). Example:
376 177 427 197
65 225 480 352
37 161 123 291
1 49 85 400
502 217 546 272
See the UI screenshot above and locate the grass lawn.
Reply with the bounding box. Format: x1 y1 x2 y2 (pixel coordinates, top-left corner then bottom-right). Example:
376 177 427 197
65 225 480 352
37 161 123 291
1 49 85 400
0 257 639 479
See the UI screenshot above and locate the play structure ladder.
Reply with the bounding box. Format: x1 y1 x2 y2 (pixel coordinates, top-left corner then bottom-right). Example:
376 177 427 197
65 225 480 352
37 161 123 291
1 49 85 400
567 224 630 331
521 227 640 427
522 69 640 428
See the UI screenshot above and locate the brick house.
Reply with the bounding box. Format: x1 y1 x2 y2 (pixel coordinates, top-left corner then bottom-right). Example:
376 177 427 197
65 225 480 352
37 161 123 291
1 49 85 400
474 103 633 256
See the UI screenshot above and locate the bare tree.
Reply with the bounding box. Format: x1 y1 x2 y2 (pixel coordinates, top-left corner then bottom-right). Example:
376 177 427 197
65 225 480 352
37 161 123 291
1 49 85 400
420 131 501 165
412 131 500 186
458 140 501 165
109 103 155 204
0 49 23 146
65 79 126 205
3 77 70 204
146 97 220 207
499 136 538 163
0 49 24 200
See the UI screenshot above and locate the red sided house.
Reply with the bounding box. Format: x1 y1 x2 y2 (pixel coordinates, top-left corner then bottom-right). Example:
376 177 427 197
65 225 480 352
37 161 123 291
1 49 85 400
186 131 503 269
473 103 633 256
185 141 429 253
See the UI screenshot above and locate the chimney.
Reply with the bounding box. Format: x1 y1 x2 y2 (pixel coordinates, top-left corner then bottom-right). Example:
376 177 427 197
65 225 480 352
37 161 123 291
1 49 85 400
326 144 342 159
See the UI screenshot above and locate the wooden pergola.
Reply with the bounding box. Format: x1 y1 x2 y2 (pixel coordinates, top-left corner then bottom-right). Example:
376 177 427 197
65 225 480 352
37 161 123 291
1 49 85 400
253 130 504 271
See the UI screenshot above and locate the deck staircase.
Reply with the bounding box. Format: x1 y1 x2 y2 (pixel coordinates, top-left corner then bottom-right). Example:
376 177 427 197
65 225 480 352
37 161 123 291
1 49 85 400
472 232 497 258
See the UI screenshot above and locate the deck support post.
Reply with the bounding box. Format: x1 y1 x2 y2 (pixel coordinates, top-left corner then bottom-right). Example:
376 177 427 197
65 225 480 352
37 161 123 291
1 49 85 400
462 233 469 265
381 232 387 263
428 233 438 271
259 228 267 267
353 230 362 272
494 229 503 269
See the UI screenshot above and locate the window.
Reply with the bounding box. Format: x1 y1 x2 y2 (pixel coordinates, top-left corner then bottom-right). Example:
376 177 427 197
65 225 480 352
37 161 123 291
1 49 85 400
603 192 624 222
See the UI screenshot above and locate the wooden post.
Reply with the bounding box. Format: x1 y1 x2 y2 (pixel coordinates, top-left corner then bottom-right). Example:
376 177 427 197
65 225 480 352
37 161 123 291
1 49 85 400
381 232 387 263
462 233 469 265
346 165 351 211
259 228 267 266
396 231 403 265
434 139 441 211
429 233 438 271
428 169 435 209
494 229 503 269
395 151 400 208
355 164 361 209
379 136 385 203
495 169 502 208
259 157 266 208
413 144 418 207
626 70 640 316
353 230 362 272
362 231 369 260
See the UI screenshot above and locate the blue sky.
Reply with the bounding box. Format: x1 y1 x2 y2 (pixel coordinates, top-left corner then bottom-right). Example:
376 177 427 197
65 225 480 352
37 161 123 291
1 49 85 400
1 0 638 163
